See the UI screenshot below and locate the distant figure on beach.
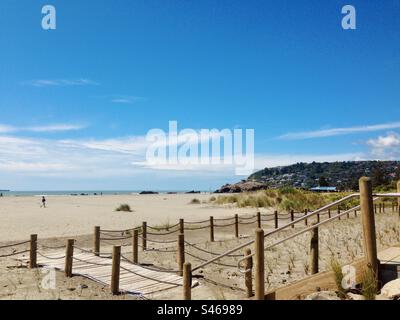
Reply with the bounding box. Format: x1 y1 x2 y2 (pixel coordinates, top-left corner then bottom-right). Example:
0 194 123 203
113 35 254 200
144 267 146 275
41 196 46 208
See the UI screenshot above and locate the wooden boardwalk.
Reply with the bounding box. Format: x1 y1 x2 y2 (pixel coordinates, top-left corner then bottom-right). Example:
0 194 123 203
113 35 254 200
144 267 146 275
33 250 197 296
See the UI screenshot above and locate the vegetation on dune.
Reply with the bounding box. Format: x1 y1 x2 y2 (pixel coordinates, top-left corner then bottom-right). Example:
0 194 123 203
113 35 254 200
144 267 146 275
212 187 360 212
189 198 201 204
361 267 378 300
115 204 133 212
330 257 347 299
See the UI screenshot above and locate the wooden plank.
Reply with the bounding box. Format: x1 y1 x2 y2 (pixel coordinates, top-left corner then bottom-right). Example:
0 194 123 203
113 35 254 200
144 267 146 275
265 246 400 300
265 258 366 300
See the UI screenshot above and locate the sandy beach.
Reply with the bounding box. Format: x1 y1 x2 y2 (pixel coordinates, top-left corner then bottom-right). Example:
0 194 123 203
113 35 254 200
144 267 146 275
0 194 263 242
1 193 399 300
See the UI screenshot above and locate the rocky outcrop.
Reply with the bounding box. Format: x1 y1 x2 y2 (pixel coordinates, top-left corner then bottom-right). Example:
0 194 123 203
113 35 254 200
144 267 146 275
139 191 159 195
214 181 267 193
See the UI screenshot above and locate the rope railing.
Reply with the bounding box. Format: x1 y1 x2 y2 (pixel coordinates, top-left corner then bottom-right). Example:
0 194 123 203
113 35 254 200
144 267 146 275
99 236 132 241
138 235 177 244
214 222 236 228
100 228 138 234
0 250 30 258
184 241 242 258
184 224 211 230
183 219 210 225
0 240 30 250
238 219 257 225
237 215 257 220
185 251 238 268
147 229 181 236
147 222 180 231
37 251 66 260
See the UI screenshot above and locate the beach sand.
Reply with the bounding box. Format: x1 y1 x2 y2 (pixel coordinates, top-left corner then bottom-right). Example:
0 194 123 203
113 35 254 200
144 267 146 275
0 194 261 242
1 194 399 300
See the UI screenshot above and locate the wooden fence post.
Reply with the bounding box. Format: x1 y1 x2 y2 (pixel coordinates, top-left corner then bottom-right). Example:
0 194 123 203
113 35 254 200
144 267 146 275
274 211 278 229
398 180 400 216
178 233 185 276
255 228 265 300
316 213 320 224
337 207 341 220
29 234 37 269
328 209 331 219
383 203 385 213
235 214 239 238
142 221 147 251
111 246 121 295
65 239 74 277
132 229 138 264
291 210 294 228
210 216 214 242
179 219 184 234
257 211 261 228
304 209 308 226
379 203 382 214
244 248 253 298
94 226 100 256
310 224 319 275
359 177 379 279
354 210 357 218
183 262 192 300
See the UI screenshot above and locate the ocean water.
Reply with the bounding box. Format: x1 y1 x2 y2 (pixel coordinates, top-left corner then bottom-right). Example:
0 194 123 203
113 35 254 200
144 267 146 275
0 190 206 197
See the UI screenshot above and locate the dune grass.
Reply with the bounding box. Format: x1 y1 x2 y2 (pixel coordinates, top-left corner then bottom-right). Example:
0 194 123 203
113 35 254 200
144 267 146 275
361 266 378 300
189 198 201 204
115 204 133 212
212 187 360 212
330 257 347 299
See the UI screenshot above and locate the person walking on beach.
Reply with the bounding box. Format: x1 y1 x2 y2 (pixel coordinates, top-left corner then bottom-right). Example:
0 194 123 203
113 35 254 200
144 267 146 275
41 196 46 208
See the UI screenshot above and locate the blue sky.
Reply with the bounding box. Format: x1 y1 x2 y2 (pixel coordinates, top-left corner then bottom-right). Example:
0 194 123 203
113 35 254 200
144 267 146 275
0 0 399 190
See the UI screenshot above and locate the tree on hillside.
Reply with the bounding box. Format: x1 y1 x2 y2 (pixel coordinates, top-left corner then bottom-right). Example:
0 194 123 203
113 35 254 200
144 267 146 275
372 167 388 187
395 165 400 181
318 176 329 187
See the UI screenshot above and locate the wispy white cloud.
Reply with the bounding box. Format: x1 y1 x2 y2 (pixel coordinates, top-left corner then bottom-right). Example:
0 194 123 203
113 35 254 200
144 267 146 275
367 132 400 159
21 79 99 87
0 124 87 133
278 122 400 140
110 96 145 104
